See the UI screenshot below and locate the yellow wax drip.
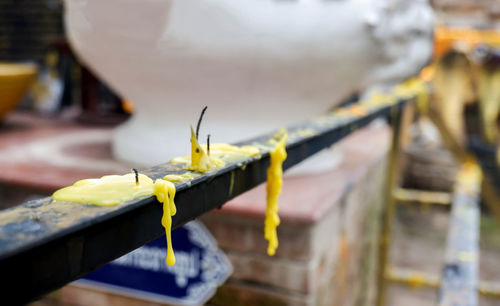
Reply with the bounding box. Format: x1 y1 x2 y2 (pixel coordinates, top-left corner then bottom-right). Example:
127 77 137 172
153 179 177 266
52 173 154 206
265 131 287 256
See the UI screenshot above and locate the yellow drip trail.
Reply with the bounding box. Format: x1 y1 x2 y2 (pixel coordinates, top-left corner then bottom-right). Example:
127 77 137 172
153 179 177 266
265 131 288 256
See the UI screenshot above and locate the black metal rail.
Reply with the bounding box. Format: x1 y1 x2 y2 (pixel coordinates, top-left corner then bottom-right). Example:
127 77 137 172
0 99 406 304
439 163 481 306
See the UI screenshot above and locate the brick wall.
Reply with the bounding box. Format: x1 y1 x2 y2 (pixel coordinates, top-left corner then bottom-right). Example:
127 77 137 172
204 124 391 306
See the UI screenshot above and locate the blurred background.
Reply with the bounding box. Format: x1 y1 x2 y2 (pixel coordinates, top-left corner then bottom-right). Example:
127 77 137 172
1 0 500 305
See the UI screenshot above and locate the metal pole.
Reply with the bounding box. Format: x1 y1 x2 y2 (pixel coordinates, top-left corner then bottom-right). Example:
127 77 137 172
387 266 500 299
393 188 452 206
439 162 482 306
375 102 409 306
0 100 407 304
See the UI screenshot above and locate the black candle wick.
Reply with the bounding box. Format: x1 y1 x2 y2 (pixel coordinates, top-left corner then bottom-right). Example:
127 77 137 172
132 168 139 186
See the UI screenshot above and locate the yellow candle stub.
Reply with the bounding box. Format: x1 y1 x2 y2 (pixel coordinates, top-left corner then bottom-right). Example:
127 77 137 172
52 173 154 206
153 179 177 266
265 130 287 256
171 129 259 173
52 172 178 266
186 126 222 172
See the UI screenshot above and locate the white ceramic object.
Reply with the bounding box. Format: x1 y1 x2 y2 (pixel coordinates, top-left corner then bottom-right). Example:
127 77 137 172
64 0 433 166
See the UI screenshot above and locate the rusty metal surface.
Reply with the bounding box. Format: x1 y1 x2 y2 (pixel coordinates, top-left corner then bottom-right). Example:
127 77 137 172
439 162 482 306
0 100 406 304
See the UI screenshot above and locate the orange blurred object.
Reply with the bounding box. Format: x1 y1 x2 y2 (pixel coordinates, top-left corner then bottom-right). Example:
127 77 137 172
434 27 500 59
419 65 435 82
0 63 37 119
349 104 367 116
121 100 134 114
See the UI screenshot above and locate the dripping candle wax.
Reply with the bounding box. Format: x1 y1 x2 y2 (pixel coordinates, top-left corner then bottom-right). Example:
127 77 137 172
153 179 177 266
264 130 287 256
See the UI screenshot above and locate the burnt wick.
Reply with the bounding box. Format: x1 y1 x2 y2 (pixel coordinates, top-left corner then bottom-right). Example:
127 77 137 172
207 134 211 156
132 168 139 186
196 106 208 141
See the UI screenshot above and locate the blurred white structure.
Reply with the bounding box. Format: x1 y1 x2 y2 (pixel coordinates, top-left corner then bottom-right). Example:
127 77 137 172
64 0 433 166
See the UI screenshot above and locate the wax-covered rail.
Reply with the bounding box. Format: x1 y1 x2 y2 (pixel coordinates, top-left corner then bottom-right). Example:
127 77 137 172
0 89 415 303
438 162 482 306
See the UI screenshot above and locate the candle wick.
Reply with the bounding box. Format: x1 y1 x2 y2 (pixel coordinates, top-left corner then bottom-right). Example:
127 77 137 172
207 134 211 156
196 106 208 141
132 168 139 186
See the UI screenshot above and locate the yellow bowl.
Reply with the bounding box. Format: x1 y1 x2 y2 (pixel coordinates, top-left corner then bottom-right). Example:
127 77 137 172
0 62 38 119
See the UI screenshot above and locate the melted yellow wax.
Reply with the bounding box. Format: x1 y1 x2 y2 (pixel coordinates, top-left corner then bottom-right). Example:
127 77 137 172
153 179 177 266
341 78 428 114
265 131 287 256
163 173 197 182
171 127 259 173
206 143 260 159
52 173 178 266
393 78 429 114
456 160 482 188
295 128 317 138
52 173 154 206
268 128 287 145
